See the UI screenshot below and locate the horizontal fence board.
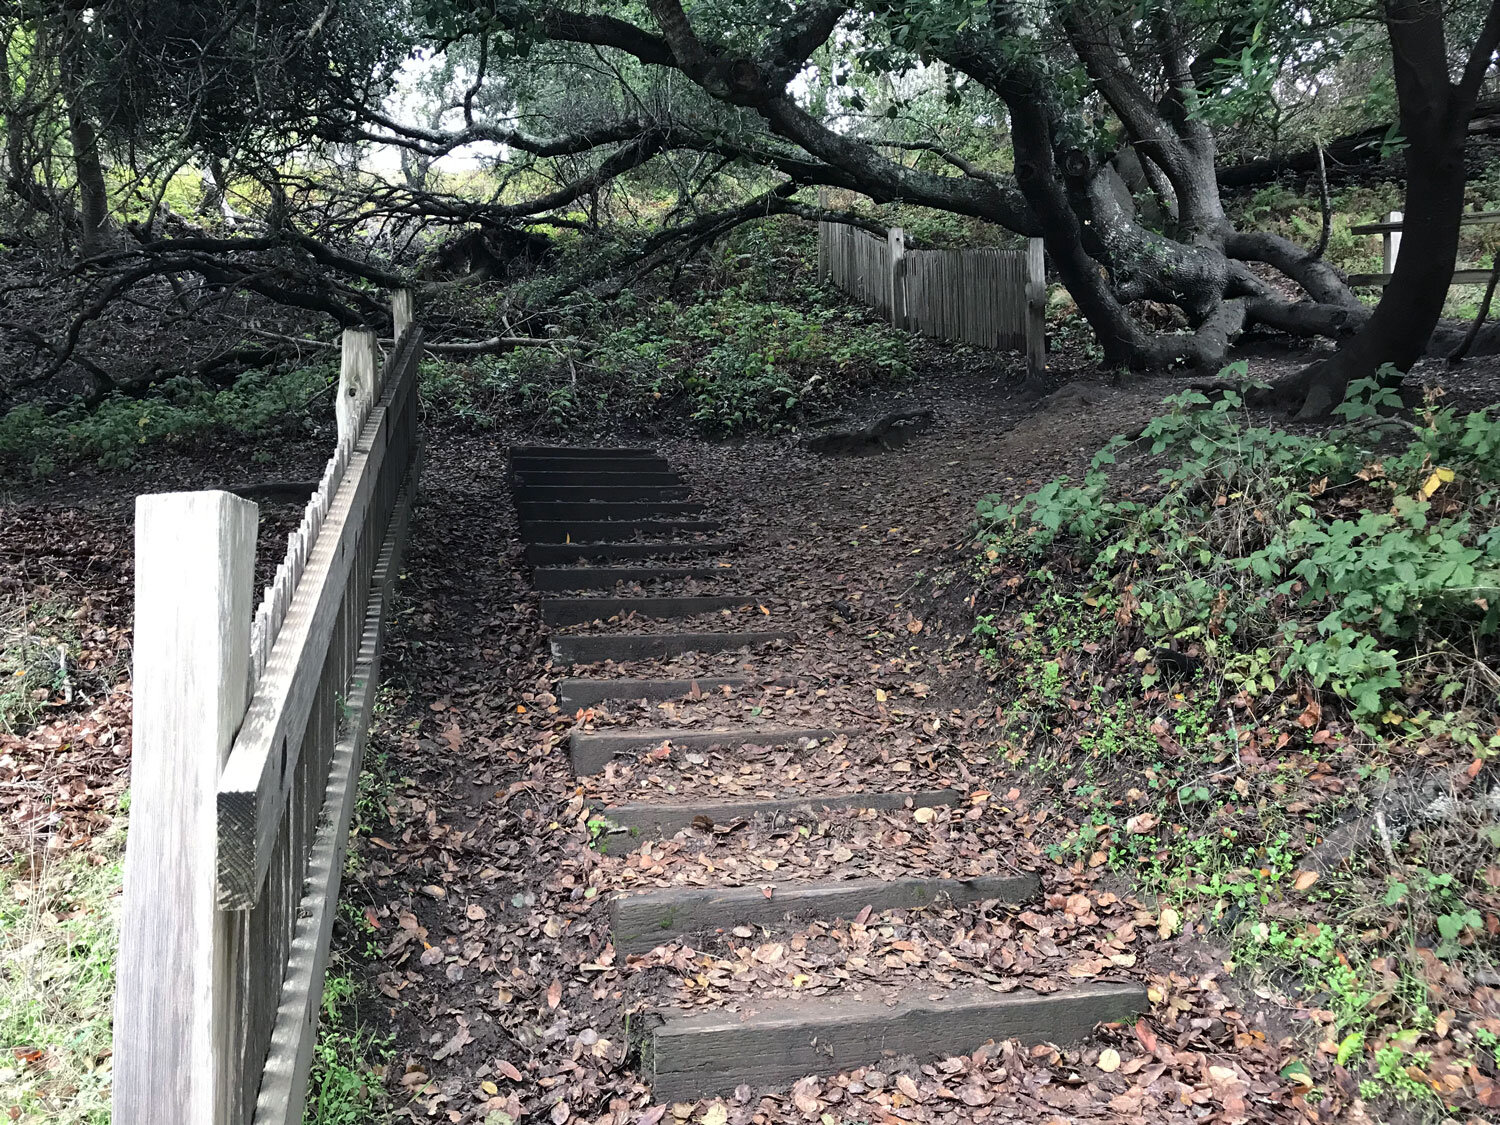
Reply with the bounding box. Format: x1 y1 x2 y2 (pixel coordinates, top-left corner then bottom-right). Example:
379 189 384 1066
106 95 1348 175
250 473 416 1125
217 330 423 909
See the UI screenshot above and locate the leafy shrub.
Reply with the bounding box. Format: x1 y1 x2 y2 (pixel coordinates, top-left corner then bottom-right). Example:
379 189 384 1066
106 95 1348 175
0 364 333 475
975 371 1500 722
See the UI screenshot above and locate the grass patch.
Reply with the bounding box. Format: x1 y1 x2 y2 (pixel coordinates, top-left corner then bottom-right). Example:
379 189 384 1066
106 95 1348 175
0 597 83 735
303 719 402 1125
0 825 122 1125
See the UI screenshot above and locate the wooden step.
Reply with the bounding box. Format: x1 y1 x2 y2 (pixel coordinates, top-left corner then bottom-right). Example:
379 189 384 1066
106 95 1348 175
568 724 831 774
549 630 786 666
559 675 750 708
520 519 722 543
532 566 729 591
512 470 682 487
650 983 1148 1101
517 485 694 503
588 788 965 838
541 595 752 626
612 872 1038 954
509 445 658 458
524 541 741 566
517 501 706 521
511 457 670 474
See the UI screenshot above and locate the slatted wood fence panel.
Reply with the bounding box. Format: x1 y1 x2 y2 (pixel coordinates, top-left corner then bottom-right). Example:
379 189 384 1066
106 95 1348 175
817 219 1045 376
114 292 422 1125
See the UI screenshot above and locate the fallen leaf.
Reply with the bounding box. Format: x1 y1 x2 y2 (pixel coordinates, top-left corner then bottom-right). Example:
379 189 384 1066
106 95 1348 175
1292 870 1319 891
547 978 561 1009
1098 1048 1121 1073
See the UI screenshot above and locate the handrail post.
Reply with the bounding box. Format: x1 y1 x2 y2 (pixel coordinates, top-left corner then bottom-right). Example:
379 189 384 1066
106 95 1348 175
887 226 907 330
1025 237 1047 385
114 490 258 1125
392 288 414 346
1384 210 1403 278
336 328 379 446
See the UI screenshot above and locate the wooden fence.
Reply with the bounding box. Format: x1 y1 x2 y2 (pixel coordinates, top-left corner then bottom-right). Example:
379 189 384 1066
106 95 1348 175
817 217 1046 379
1349 209 1500 287
113 291 422 1125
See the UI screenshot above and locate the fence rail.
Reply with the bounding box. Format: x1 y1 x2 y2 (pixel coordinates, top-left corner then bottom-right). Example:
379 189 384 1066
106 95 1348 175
114 292 422 1125
817 214 1046 379
1348 209 1500 286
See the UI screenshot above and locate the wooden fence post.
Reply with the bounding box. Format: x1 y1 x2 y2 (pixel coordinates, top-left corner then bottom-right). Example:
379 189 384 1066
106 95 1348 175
114 490 258 1125
392 289 414 345
817 189 830 284
336 328 378 446
1384 210 1403 278
1025 237 1047 384
887 227 907 329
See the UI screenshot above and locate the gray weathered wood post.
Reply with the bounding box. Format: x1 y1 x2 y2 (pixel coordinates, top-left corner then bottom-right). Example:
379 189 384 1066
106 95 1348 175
887 227 907 330
817 189 830 285
114 490 258 1125
392 288 414 345
1383 210 1403 279
336 328 379 447
1025 237 1047 384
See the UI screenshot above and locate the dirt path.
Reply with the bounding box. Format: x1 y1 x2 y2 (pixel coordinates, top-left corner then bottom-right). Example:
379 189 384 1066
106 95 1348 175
348 373 1316 1124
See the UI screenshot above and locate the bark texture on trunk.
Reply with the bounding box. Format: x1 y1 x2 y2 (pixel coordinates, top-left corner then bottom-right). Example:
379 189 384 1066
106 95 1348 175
1270 0 1500 417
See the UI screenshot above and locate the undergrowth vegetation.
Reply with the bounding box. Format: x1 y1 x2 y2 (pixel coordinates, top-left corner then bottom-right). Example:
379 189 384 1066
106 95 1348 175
970 376 1500 1116
421 222 913 434
0 364 333 477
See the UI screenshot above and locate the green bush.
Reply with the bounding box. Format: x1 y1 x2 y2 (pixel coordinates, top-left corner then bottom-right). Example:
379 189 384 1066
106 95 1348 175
975 371 1500 723
0 364 333 475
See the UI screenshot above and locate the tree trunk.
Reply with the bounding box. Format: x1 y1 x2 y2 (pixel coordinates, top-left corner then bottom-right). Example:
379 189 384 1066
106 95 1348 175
58 12 112 256
1270 0 1500 417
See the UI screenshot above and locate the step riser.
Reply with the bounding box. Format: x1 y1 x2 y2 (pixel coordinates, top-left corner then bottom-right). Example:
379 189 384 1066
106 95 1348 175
569 724 829 774
549 630 786 666
612 874 1039 954
517 486 694 503
511 458 670 474
520 519 722 543
510 446 657 458
541 596 751 626
532 567 728 591
513 472 683 487
524 542 740 565
651 985 1148 1102
592 788 964 838
517 502 706 521
559 676 750 709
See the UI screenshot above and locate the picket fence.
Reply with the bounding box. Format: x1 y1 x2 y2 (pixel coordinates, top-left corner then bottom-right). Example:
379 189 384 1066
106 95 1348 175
113 291 422 1125
817 216 1046 379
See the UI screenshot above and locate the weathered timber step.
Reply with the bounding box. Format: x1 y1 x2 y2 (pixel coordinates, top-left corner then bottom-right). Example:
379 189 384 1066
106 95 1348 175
549 630 786 666
524 540 741 566
541 595 752 626
511 457 670 474
512 470 682 487
568 724 832 774
559 675 750 709
532 566 729 591
520 519 722 544
589 788 964 838
517 485 694 503
612 872 1039 954
517 501 706 522
510 445 657 458
650 983 1148 1102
